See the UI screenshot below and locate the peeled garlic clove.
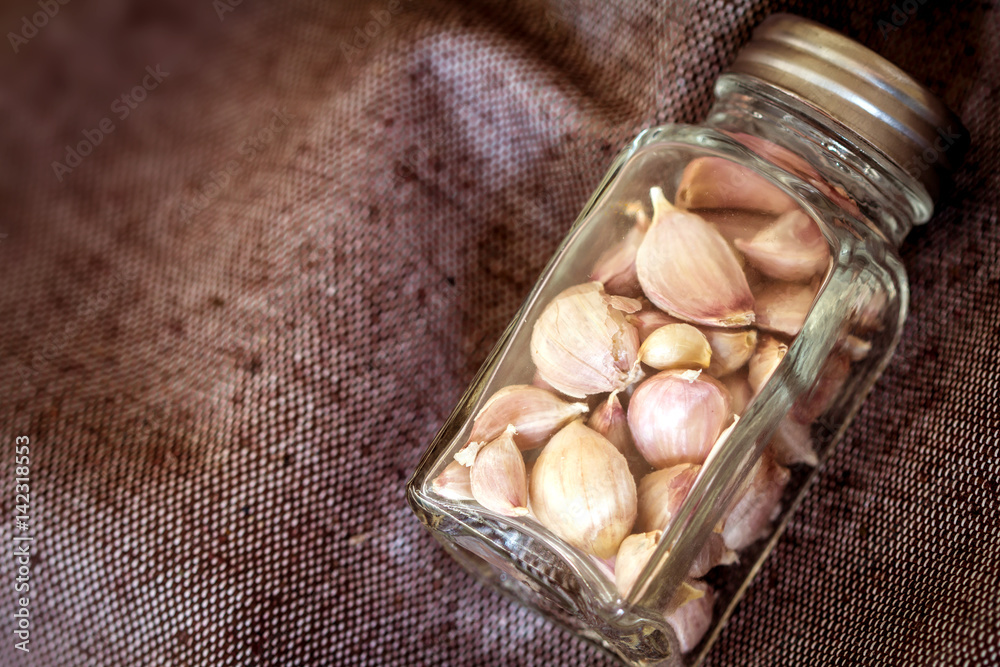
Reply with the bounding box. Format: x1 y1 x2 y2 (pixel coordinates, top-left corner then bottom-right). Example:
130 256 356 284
721 453 790 550
530 421 637 558
768 416 817 467
468 384 589 451
754 280 819 337
628 305 681 342
720 370 753 416
747 335 788 395
637 187 755 327
628 369 732 468
704 327 757 377
639 324 712 370
675 156 799 215
635 463 700 533
469 426 529 517
793 352 851 422
665 580 715 654
615 530 662 597
530 282 642 398
431 460 474 501
587 393 647 476
591 224 647 298
734 210 831 283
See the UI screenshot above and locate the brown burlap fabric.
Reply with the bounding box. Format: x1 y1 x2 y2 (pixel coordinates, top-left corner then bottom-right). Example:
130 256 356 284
0 0 996 665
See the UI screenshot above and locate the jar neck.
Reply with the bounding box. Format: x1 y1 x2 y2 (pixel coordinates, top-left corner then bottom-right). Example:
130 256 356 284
704 74 934 247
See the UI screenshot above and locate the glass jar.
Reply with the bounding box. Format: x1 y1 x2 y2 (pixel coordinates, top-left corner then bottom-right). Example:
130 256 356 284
406 14 968 666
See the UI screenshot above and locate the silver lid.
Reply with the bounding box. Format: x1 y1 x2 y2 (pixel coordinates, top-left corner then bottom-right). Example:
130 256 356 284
729 13 968 202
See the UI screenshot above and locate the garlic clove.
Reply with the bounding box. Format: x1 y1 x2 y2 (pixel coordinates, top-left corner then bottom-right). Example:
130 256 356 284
587 392 648 476
636 187 755 327
665 580 715 654
628 369 732 469
590 224 647 298
431 460 474 501
469 426 529 517
530 421 637 559
734 209 831 283
468 384 589 451
627 304 681 342
754 280 819 337
720 370 753 416
721 452 790 550
768 416 817 467
675 156 799 215
614 530 662 597
703 327 757 377
639 323 712 371
793 352 851 422
840 334 872 361
747 334 788 395
695 209 774 248
690 532 737 579
530 282 642 398
635 463 700 533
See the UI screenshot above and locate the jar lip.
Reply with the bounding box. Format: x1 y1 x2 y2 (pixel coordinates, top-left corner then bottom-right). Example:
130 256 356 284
727 13 969 204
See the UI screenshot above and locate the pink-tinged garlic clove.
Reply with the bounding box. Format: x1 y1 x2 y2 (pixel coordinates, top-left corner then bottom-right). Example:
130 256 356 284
754 280 819 337
431 460 474 501
695 209 773 248
793 352 851 423
628 305 682 342
720 370 754 416
635 463 701 533
747 334 789 395
665 580 715 654
469 426 529 517
467 384 589 452
636 187 755 328
704 327 758 377
768 416 817 467
530 282 642 398
530 421 637 559
591 224 647 298
720 453 790 550
587 393 648 477
735 209 831 283
690 532 737 579
675 156 799 215
628 369 732 469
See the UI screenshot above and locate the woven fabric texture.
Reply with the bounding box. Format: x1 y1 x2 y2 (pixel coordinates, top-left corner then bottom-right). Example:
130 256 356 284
0 0 996 665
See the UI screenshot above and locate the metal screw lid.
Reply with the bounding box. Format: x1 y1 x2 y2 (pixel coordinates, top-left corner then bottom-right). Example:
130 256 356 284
729 13 969 202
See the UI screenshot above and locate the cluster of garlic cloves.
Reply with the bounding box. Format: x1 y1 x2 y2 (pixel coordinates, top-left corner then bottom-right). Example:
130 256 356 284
428 154 877 655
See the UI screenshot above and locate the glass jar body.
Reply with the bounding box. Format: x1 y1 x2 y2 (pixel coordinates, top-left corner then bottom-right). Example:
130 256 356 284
408 99 912 665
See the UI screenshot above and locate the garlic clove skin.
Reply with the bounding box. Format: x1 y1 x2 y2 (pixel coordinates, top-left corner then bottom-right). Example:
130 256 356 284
637 187 755 328
793 352 851 422
665 580 715 654
591 224 647 298
754 280 819 337
768 416 817 467
691 532 736 579
747 334 788 395
695 209 774 248
587 392 648 476
635 463 700 533
628 369 732 469
721 453 790 550
469 426 530 517
639 323 712 371
468 384 589 451
734 209 831 283
720 370 754 416
530 421 637 559
431 460 474 501
614 530 662 598
704 327 758 377
675 156 799 215
530 282 642 398
627 304 681 342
